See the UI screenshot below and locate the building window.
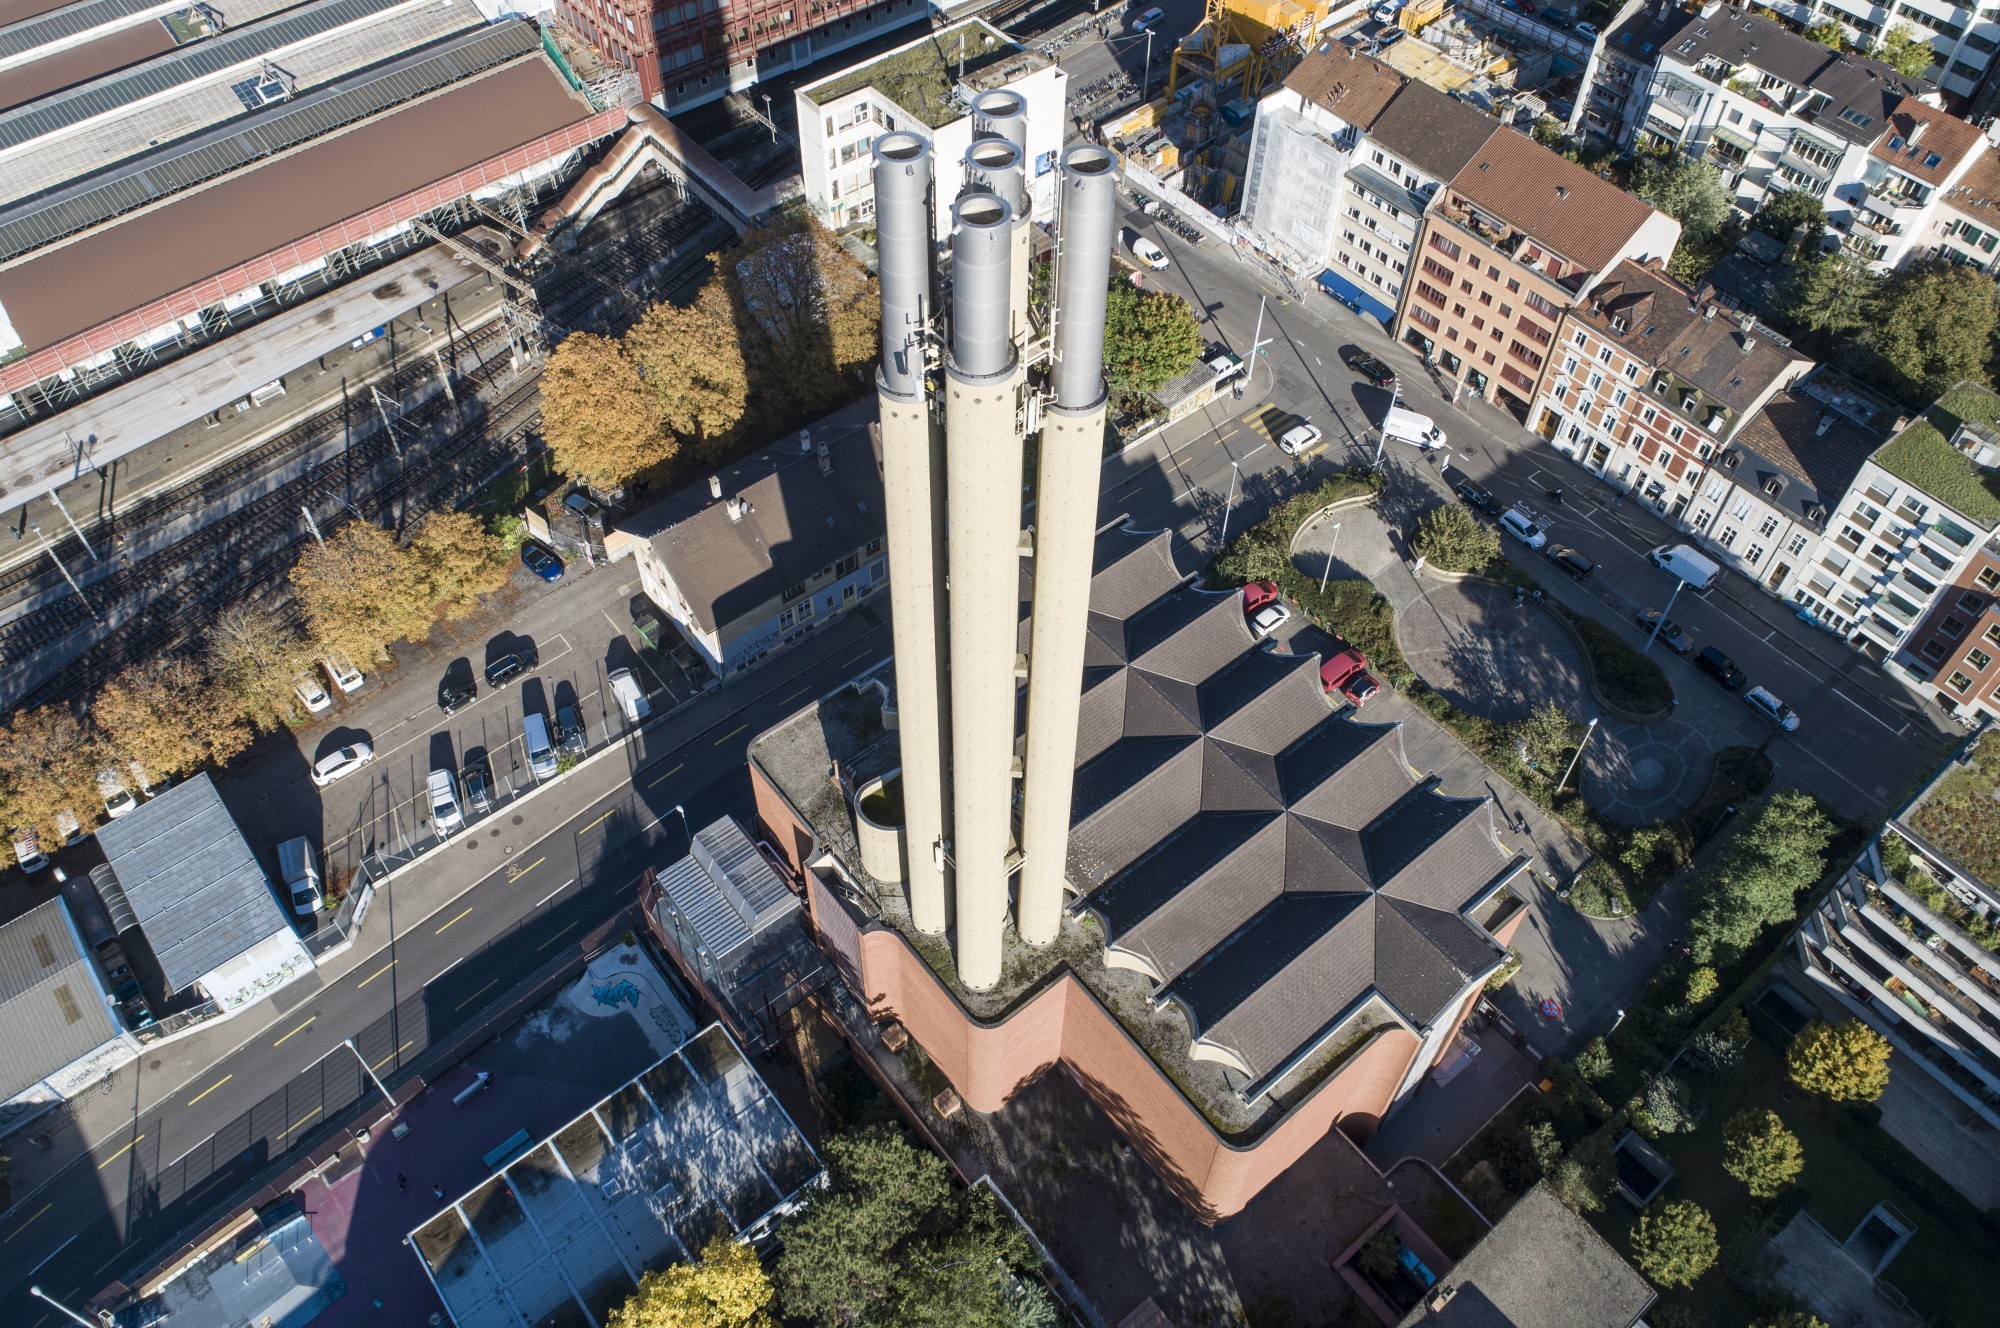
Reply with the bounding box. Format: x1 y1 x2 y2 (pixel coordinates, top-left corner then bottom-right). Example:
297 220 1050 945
1430 234 1461 260
1719 526 1739 549
1970 649 1995 672
1950 671 1975 692
1923 638 1950 662
1787 533 1808 555
1745 543 1765 565
1759 516 1779 537
1412 307 1441 331
1941 615 1969 639
1978 565 2000 591
1961 592 1988 615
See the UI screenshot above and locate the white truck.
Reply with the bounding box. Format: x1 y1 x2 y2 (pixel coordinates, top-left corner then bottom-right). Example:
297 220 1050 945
1381 405 1447 449
1649 543 1721 591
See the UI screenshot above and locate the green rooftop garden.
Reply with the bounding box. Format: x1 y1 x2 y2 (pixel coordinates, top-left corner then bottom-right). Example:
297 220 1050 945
803 21 1017 128
1872 382 2000 527
1907 729 2000 887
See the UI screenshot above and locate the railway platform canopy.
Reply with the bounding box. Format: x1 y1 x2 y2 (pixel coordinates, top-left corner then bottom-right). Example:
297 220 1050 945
0 243 478 517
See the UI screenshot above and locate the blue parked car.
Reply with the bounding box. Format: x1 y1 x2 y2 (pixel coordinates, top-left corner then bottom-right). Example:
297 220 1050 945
521 543 565 584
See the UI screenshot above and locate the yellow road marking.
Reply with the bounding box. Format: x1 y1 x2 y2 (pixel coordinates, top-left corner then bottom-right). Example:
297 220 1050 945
711 723 746 746
358 959 396 989
4 1204 51 1242
372 1040 414 1072
841 650 872 666
779 687 810 705
280 1107 322 1140
186 1074 232 1107
536 921 579 952
273 1016 316 1048
435 906 474 935
96 1134 145 1171
95 1242 139 1276
454 980 498 1013
506 855 547 882
185 1171 233 1206
647 762 683 788
581 806 616 833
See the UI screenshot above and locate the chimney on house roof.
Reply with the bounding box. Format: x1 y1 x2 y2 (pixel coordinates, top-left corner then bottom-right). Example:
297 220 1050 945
708 475 723 500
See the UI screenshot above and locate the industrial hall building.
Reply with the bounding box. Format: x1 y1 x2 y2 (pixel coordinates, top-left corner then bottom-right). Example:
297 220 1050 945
745 93 1533 1219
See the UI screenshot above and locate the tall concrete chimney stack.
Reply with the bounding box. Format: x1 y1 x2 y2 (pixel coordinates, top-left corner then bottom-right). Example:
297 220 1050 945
1018 145 1118 946
870 131 952 934
943 186 1024 992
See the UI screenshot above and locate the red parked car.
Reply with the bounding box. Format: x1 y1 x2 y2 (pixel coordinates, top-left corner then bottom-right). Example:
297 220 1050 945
1320 649 1381 706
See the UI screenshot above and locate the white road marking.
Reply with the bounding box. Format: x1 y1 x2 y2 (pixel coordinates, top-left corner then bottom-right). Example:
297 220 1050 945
536 878 576 907
1830 686 1901 734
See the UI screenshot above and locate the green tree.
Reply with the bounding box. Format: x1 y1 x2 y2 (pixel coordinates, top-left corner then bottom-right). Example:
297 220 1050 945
626 280 749 463
1687 1007 1751 1074
1685 965 1719 1008
1547 1134 1615 1214
1787 1018 1892 1102
92 656 251 785
1636 1074 1702 1137
290 521 434 664
1874 23 1939 77
0 704 103 844
204 602 307 729
774 1125 1031 1328
1689 789 1836 963
1804 20 1850 51
540 331 666 490
728 211 879 423
1753 1314 1830 1328
1753 191 1828 255
1103 278 1201 398
1412 501 1500 572
1629 1200 1718 1288
1631 152 1730 244
1782 251 1882 347
1573 1036 1613 1083
1530 115 1564 148
407 509 513 623
1357 1228 1402 1285
1722 1108 1805 1198
1516 700 1586 779
608 1234 773 1328
1874 257 1998 403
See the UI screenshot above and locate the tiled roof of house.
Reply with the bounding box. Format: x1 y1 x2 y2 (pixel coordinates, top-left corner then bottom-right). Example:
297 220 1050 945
1448 129 1661 276
1366 78 1498 184
1730 386 1884 529
1871 96 1984 187
1581 259 1808 417
1944 145 2000 225
1283 40 1408 130
1064 529 1523 1089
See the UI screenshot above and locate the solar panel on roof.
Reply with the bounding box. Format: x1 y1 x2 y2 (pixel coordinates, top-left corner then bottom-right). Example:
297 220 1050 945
0 0 167 61
0 0 408 152
0 24 540 262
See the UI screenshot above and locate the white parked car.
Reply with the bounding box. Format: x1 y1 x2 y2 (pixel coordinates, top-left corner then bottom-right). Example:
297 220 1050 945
311 742 374 787
1744 686 1801 732
294 669 332 715
13 828 48 873
98 768 136 819
428 769 465 836
1129 235 1169 270
1499 506 1548 550
321 653 365 694
1250 601 1293 637
1278 423 1322 456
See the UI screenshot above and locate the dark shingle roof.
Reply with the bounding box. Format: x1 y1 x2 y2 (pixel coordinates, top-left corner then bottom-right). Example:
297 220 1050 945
1731 384 1885 526
93 775 288 994
1365 79 1498 184
0 898 120 1101
619 421 884 637
1065 529 1525 1088
1580 260 1808 417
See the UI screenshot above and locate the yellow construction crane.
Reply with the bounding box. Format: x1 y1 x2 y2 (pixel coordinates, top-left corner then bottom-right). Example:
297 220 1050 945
1167 0 1331 101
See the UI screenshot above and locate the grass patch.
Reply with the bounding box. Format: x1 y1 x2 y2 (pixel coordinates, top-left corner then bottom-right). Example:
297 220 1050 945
1871 382 2000 525
1907 728 2000 886
802 19 1017 127
1548 601 1673 714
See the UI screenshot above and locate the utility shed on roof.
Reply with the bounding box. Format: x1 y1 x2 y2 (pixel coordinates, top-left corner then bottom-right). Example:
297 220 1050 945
657 816 800 971
94 774 312 1009
1396 1182 1654 1327
0 897 127 1104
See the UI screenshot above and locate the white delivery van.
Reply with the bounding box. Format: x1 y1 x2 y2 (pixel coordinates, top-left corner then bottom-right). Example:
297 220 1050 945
1382 405 1447 449
523 712 559 780
276 836 323 915
609 668 650 724
1649 543 1721 591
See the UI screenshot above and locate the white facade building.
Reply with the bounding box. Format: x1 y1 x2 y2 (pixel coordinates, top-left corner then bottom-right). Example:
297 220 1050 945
794 19 1064 234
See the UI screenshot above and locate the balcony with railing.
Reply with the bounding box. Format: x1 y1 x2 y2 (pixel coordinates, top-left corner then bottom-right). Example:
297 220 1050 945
1838 895 2000 1044
1809 911 2000 1095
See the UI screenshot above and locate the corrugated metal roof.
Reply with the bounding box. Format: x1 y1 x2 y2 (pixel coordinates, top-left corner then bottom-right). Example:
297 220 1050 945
657 818 799 970
0 21 539 261
0 0 408 149
0 0 165 61
0 897 120 1101
94 774 288 994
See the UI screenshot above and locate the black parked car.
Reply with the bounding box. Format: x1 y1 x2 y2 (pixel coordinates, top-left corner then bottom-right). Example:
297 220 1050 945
1544 544 1595 580
440 682 476 714
1634 609 1692 654
1342 347 1396 388
1695 645 1747 691
485 654 528 689
1453 479 1502 519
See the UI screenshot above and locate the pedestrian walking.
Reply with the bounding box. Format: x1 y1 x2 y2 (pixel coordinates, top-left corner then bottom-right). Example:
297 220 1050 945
1547 486 1564 505
397 1173 408 1190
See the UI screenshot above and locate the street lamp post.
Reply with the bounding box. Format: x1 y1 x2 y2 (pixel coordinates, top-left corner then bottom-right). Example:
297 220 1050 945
671 803 691 843
1642 578 1685 655
1142 28 1155 100
1217 460 1241 548
1319 521 1343 593
29 1287 99 1328
1372 377 1403 468
1247 295 1273 388
1555 716 1600 796
345 1037 394 1109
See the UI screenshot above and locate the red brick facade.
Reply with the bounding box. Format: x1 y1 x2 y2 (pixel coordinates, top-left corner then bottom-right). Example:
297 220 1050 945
1901 546 2000 721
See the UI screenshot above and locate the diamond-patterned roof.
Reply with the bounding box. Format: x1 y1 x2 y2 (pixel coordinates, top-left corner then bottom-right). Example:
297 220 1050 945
1063 529 1526 1088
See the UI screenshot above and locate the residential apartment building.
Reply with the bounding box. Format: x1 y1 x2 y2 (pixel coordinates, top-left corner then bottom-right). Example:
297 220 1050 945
1394 131 1680 412
1930 147 2000 271
1240 42 1497 323
1527 259 1818 576
1580 3 1987 268
1790 385 2000 667
556 0 933 111
795 19 1064 233
1762 0 2000 102
1795 742 2000 1133
610 423 886 677
1897 545 2000 718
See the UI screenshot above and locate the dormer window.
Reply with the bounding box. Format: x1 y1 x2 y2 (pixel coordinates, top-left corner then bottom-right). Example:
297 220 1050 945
1840 106 1874 128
